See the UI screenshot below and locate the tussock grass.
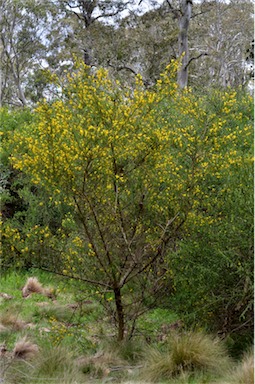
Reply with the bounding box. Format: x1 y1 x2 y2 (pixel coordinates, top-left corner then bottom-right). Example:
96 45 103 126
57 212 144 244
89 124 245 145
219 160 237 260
103 338 147 363
140 330 232 382
78 349 125 378
222 348 254 384
13 336 39 359
4 344 85 384
33 303 75 322
34 345 78 377
0 309 27 331
77 339 146 380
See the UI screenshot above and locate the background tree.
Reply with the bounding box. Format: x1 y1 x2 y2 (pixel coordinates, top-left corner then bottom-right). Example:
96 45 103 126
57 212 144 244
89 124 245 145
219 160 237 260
0 0 54 106
188 0 254 89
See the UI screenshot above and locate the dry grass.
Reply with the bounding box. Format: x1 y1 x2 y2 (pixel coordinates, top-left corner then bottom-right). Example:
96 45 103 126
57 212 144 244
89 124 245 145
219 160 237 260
22 277 55 299
77 349 127 378
13 336 39 359
0 311 27 331
141 330 232 382
222 348 254 384
2 345 84 384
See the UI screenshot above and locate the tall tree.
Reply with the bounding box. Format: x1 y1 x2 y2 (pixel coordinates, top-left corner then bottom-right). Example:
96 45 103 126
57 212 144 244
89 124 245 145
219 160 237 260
166 0 193 88
0 0 52 106
60 0 135 65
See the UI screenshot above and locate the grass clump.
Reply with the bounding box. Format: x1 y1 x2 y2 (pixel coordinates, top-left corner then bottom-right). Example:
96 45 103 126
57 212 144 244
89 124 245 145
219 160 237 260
33 303 75 323
141 330 232 382
105 338 146 363
34 345 78 377
78 350 124 378
13 336 39 359
4 344 85 384
223 347 254 384
77 338 146 381
0 305 27 332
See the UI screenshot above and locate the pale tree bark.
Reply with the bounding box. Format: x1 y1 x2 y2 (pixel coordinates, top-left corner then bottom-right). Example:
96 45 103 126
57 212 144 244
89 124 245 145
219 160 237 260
177 0 193 88
0 44 3 108
166 0 193 88
0 1 28 106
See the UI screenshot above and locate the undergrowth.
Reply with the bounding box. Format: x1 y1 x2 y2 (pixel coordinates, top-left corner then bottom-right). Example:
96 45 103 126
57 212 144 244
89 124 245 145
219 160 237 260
0 270 253 384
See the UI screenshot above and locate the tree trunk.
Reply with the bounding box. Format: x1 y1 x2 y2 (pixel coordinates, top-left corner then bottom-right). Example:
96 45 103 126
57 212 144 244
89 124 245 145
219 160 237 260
114 286 125 341
10 61 27 106
177 0 192 89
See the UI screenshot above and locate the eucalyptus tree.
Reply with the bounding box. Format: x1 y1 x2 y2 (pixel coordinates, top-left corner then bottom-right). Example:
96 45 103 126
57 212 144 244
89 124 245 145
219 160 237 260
0 0 55 106
188 0 254 89
129 0 253 89
56 0 136 66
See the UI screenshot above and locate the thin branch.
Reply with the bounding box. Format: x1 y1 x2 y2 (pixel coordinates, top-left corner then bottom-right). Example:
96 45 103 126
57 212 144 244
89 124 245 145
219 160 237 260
73 196 112 280
191 8 213 19
184 52 208 70
32 266 112 288
110 143 137 272
166 0 181 19
107 62 137 76
125 213 183 285
83 194 115 280
229 318 253 334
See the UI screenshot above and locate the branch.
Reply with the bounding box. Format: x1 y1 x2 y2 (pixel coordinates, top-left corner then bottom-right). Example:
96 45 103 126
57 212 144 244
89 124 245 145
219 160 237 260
83 194 117 284
124 213 181 285
165 0 181 19
184 52 208 70
191 8 213 19
107 62 137 76
93 9 124 22
31 266 112 288
110 143 137 271
229 318 253 335
73 196 112 280
107 62 151 86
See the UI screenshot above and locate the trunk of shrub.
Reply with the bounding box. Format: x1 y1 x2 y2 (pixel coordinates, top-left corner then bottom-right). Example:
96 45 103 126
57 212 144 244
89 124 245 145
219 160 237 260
114 286 125 341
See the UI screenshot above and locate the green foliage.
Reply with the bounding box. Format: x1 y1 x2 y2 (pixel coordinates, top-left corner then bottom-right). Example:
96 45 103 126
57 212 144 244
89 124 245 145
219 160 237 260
1 108 76 271
33 304 74 322
167 89 253 349
137 308 179 339
2 60 253 347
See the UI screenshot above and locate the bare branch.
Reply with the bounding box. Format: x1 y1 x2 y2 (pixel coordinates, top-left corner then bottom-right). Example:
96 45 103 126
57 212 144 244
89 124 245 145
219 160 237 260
107 62 138 76
32 266 112 288
184 52 208 70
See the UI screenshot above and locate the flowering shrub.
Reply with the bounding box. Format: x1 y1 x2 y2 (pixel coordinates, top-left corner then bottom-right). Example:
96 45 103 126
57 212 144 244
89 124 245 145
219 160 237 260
3 61 253 340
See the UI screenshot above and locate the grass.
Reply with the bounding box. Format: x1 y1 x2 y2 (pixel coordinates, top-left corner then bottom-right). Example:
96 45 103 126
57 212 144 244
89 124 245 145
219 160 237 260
221 348 254 384
140 330 232 383
0 270 253 384
2 344 85 384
